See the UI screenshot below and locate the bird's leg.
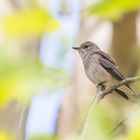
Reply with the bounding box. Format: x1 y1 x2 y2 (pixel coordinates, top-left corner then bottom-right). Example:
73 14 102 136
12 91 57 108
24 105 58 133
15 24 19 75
97 81 106 91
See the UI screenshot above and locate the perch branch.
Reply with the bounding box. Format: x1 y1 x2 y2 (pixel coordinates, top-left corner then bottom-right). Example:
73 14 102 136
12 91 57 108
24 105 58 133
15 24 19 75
102 76 140 98
78 76 140 135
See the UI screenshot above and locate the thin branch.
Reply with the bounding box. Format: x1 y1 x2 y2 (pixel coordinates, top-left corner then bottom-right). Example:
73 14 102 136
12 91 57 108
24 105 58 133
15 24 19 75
78 84 105 134
102 76 140 98
110 102 140 135
78 76 140 135
78 94 97 134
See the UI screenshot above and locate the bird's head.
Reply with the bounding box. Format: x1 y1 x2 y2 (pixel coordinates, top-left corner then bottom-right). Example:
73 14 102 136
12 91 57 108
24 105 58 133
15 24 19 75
73 41 100 58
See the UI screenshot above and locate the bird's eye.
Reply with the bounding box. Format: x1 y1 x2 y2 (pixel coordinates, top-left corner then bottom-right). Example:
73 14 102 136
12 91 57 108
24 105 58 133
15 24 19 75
84 45 88 48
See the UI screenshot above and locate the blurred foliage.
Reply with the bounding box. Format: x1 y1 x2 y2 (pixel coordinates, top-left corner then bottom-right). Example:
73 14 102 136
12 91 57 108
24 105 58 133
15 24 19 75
1 8 60 37
79 106 115 140
124 107 140 140
84 0 140 20
0 131 14 140
0 1 66 108
25 107 140 139
77 104 140 140
127 121 140 140
0 43 69 108
0 0 140 140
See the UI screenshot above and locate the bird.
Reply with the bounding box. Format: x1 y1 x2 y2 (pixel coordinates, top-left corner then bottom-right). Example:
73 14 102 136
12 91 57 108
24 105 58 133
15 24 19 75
73 41 136 100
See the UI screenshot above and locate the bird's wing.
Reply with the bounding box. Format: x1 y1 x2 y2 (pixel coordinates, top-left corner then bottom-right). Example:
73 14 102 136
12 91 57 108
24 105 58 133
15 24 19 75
99 51 117 66
94 51 137 95
96 51 125 81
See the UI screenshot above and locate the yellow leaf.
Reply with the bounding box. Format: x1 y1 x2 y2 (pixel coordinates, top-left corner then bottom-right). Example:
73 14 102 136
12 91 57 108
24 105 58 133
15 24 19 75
0 131 14 140
0 57 68 108
2 8 60 37
127 121 140 140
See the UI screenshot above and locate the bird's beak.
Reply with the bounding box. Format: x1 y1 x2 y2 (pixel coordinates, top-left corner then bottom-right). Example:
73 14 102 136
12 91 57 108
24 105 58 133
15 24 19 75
72 47 80 50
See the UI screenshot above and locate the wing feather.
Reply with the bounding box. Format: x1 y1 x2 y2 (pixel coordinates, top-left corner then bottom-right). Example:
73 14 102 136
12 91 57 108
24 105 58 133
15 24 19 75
97 52 125 81
92 50 136 95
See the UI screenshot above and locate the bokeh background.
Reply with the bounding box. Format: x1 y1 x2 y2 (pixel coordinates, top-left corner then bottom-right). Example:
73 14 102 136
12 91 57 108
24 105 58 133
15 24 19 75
0 0 140 140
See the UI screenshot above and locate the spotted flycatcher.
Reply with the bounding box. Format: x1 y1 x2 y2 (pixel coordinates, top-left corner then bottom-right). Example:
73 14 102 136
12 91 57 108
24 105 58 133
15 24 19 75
73 41 136 100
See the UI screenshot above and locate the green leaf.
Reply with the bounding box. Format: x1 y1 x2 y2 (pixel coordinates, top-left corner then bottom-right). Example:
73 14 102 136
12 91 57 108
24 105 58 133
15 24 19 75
83 0 140 20
0 46 69 108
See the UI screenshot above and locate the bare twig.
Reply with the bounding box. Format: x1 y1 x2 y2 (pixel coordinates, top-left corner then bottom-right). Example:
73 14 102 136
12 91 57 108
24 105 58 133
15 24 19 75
90 76 140 110
78 76 140 135
110 102 140 135
102 76 140 98
77 85 103 134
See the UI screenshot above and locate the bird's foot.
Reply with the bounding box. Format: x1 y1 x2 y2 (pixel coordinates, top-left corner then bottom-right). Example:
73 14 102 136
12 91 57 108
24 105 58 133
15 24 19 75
97 81 106 91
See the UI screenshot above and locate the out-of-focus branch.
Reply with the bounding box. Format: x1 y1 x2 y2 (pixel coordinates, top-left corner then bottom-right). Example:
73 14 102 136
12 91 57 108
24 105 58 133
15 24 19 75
79 76 140 135
112 11 138 76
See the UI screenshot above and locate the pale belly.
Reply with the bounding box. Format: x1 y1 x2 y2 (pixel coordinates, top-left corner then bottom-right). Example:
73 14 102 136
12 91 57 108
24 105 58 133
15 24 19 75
85 63 111 84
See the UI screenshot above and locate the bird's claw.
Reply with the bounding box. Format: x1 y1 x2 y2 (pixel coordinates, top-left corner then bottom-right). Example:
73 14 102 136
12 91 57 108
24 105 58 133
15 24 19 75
97 81 106 91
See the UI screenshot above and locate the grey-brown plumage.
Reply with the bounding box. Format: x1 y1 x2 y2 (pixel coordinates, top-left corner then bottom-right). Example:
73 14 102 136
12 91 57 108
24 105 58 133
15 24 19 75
73 41 136 100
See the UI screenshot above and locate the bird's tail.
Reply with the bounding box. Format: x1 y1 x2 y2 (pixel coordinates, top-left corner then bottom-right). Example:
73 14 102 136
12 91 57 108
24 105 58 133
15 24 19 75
125 84 137 97
115 89 129 100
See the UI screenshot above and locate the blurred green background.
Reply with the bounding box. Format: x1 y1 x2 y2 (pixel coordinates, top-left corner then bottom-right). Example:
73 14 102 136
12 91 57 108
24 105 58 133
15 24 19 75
0 0 140 140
